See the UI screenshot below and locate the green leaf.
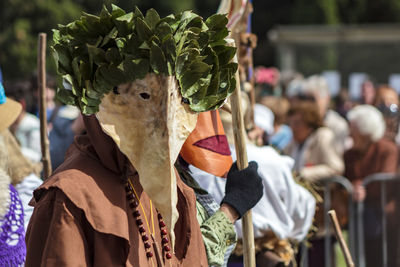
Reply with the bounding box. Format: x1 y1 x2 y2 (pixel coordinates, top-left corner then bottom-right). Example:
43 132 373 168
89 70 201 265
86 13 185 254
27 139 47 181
114 13 134 37
175 48 200 77
145 9 160 29
155 22 173 40
87 44 106 66
214 45 236 66
205 14 228 31
101 27 118 47
179 61 211 97
56 86 76 106
85 96 102 106
85 80 103 99
71 57 81 87
159 14 177 29
97 64 126 86
79 61 91 81
122 58 149 80
99 6 113 30
52 29 61 43
209 28 229 42
134 6 144 20
184 75 211 98
53 44 73 74
82 105 99 115
161 34 176 70
105 47 122 65
150 43 167 74
136 18 152 42
111 4 126 18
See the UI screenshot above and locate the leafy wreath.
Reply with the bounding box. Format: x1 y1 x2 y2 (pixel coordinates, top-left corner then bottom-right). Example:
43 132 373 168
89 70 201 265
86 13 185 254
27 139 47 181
52 5 237 114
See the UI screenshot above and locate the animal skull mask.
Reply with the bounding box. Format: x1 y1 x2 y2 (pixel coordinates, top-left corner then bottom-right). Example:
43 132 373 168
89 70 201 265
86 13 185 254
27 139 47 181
96 73 198 245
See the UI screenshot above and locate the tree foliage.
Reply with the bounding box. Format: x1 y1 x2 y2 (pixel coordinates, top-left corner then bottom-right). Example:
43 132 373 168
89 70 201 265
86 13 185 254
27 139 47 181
2 0 400 80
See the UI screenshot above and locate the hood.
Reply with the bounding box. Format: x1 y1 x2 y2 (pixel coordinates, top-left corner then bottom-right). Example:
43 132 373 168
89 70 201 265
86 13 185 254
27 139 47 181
82 115 129 176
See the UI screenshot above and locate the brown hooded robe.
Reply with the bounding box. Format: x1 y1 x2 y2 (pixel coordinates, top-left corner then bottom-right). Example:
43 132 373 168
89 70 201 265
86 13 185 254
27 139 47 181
25 115 208 267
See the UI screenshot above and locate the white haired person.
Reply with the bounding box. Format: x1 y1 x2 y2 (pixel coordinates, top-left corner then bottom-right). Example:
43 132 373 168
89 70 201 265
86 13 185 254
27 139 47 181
0 82 26 266
344 105 398 267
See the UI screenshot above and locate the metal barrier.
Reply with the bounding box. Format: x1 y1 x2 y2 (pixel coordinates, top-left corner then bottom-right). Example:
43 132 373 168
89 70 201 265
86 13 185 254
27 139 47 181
356 173 400 267
299 173 400 267
299 176 354 267
322 176 355 267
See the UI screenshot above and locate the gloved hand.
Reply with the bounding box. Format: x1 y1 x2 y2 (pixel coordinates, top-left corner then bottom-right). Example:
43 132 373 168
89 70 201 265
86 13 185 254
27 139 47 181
221 161 263 218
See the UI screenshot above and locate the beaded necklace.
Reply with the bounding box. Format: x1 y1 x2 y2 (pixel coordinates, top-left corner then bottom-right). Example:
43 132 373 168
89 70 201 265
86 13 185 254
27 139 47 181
125 178 172 267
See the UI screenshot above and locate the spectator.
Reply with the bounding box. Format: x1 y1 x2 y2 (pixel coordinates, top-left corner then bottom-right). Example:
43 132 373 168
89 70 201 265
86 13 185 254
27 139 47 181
5 81 41 162
250 103 274 146
254 66 281 101
284 101 344 182
0 81 26 266
345 105 396 200
361 79 376 105
373 85 400 143
344 104 398 267
334 88 354 119
2 129 43 229
260 97 293 151
49 106 85 170
301 75 350 155
29 74 57 122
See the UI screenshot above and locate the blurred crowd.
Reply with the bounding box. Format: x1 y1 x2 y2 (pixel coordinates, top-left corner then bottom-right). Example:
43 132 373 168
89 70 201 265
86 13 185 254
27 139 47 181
1 62 400 267
250 67 400 267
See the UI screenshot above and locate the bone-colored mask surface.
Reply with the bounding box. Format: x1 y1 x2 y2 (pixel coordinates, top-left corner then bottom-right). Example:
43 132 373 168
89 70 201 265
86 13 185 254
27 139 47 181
96 73 198 246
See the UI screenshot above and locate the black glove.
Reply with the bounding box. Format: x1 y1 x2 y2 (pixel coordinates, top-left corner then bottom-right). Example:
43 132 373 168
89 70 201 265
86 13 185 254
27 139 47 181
221 161 263 218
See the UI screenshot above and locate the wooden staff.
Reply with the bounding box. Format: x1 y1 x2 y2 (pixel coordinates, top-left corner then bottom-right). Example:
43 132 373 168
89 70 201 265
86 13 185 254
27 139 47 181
229 41 256 267
38 33 52 179
328 210 355 267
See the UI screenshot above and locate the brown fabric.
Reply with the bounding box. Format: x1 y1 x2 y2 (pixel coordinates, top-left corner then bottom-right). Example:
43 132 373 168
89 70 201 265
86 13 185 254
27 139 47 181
344 138 398 199
25 115 208 267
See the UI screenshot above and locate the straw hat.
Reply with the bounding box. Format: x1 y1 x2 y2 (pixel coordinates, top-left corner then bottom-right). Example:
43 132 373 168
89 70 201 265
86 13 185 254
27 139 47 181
0 82 22 132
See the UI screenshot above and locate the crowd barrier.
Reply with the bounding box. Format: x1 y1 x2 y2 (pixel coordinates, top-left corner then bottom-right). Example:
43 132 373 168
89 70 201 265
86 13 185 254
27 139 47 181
298 173 400 267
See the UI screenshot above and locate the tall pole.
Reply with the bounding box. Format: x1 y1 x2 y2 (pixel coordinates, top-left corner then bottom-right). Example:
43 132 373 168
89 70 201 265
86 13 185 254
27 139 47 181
219 2 256 266
328 210 355 267
229 39 256 267
38 33 52 179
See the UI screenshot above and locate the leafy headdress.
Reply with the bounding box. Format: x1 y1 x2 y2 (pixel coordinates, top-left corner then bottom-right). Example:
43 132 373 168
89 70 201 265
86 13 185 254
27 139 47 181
52 5 237 247
53 4 237 114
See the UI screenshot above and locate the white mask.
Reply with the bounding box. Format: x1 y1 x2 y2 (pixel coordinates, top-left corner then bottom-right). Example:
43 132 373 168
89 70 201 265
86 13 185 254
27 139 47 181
96 73 198 246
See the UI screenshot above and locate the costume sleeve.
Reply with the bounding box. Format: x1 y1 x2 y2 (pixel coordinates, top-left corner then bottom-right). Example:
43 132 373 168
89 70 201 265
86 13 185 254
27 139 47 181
25 189 91 267
196 201 237 266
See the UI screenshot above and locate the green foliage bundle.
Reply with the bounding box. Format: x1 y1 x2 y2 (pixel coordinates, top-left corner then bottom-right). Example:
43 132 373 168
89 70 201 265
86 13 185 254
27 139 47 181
52 5 237 114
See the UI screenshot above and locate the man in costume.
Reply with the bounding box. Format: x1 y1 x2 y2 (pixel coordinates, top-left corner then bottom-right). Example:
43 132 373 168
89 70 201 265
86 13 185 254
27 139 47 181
25 5 263 266
188 94 316 266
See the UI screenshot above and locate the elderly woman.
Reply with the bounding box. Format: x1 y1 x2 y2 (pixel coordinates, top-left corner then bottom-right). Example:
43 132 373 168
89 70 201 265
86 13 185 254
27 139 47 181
344 105 398 201
344 105 398 267
284 101 344 182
